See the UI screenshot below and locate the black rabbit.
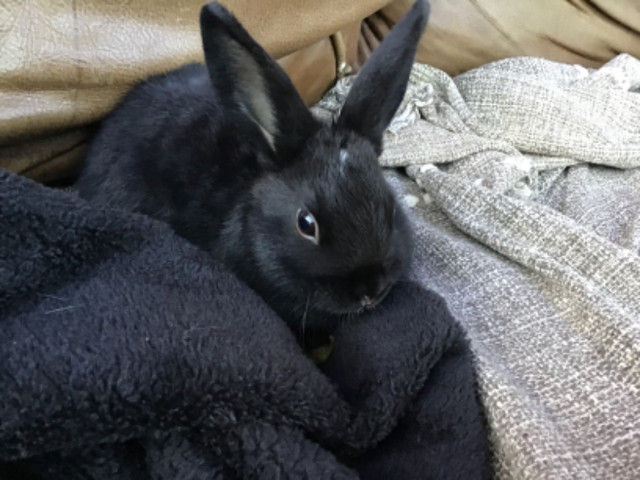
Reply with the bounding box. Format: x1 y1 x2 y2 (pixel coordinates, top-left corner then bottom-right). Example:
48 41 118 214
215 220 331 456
76 0 429 346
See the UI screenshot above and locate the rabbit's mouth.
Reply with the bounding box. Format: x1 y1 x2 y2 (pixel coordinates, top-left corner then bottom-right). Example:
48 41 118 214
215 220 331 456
314 282 394 317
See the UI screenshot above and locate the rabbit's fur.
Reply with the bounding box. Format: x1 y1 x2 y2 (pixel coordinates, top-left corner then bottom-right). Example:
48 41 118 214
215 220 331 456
76 1 429 345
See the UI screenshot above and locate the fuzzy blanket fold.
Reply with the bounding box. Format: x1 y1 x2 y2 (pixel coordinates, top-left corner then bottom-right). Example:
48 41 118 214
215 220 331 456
0 170 491 480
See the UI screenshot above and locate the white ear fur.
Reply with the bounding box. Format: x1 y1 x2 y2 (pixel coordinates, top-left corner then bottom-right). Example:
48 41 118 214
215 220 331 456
226 40 277 150
338 149 349 175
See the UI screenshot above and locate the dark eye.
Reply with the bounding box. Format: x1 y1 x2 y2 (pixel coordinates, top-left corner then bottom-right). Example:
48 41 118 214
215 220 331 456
296 208 319 244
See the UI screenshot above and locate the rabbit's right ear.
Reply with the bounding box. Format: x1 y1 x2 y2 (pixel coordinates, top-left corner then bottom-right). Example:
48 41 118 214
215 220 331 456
336 0 429 155
200 3 320 161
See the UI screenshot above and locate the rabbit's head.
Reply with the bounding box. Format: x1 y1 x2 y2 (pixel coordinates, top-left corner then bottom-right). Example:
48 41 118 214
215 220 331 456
248 127 414 319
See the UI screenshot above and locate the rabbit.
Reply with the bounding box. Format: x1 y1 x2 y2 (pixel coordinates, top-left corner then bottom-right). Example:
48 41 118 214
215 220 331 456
76 0 429 347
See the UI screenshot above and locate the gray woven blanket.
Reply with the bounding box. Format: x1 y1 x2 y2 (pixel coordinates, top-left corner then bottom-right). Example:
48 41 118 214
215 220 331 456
314 53 640 479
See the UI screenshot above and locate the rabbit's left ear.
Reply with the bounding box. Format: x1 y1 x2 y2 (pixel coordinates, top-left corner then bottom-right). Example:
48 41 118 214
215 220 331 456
337 0 429 154
200 2 320 160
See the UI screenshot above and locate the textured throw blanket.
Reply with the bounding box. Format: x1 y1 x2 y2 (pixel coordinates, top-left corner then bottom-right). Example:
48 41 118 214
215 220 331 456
0 170 491 479
315 53 640 479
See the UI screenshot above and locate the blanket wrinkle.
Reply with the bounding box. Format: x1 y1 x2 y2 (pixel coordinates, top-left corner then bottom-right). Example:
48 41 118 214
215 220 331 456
0 170 491 479
314 52 640 479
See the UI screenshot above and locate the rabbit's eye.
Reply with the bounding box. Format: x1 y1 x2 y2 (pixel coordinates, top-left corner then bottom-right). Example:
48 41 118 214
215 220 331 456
296 209 319 244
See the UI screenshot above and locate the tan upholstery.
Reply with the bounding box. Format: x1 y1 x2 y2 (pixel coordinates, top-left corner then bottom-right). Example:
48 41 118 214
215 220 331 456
387 0 640 75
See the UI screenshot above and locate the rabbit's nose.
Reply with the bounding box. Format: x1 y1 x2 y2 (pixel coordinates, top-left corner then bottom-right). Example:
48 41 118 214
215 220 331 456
359 281 391 309
360 295 374 308
350 266 391 308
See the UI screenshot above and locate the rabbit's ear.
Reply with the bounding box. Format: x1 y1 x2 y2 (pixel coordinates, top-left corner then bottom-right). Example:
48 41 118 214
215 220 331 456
337 0 429 154
200 3 319 159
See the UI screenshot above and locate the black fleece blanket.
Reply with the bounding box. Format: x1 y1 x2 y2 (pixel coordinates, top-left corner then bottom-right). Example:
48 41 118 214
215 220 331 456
0 170 491 480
